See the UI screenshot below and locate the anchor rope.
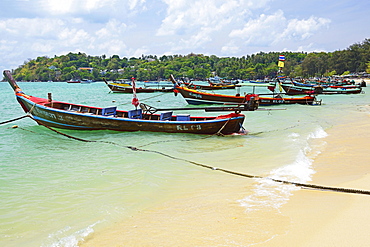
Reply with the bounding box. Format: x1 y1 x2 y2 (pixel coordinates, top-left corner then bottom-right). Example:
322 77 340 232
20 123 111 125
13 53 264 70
2 114 370 196
249 123 300 136
0 115 29 125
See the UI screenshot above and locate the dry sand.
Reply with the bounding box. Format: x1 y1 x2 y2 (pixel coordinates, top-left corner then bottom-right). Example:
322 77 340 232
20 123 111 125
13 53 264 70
81 83 369 247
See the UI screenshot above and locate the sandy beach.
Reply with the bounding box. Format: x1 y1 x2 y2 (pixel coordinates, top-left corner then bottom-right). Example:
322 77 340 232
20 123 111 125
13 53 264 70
262 103 370 246
81 83 369 247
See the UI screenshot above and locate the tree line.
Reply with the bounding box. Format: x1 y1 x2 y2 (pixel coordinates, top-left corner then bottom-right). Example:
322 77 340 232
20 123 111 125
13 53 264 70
8 39 370 82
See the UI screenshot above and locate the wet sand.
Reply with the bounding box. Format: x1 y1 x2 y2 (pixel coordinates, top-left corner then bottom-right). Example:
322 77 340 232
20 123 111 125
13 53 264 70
81 83 369 247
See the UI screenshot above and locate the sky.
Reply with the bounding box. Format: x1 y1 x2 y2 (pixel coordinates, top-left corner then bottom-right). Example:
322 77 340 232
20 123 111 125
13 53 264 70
0 0 369 73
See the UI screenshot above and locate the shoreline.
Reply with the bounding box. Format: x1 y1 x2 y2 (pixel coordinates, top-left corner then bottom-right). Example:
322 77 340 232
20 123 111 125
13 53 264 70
80 84 369 247
262 103 370 246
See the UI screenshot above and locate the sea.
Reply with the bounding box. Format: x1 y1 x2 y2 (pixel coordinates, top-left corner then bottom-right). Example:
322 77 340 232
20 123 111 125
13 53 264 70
0 80 368 246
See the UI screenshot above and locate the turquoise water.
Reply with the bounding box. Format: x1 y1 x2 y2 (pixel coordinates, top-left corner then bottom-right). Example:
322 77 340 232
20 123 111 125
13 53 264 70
0 81 368 246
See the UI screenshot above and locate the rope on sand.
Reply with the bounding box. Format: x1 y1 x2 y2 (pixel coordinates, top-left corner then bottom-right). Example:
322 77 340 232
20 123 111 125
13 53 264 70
3 114 370 196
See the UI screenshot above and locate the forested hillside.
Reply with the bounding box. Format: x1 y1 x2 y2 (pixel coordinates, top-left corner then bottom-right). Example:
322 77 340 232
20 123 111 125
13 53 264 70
9 39 370 81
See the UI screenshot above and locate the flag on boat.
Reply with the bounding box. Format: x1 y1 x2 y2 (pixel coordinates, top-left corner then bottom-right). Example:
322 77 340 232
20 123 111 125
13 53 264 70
279 55 285 61
278 61 285 68
267 85 276 92
131 77 140 107
278 82 283 92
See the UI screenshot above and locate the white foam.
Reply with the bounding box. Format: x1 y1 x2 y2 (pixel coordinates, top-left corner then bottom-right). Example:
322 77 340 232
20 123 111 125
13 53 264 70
238 127 327 212
308 126 328 139
43 221 100 247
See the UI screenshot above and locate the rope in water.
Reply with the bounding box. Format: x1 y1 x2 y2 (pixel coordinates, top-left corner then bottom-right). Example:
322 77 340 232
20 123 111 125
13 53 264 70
0 115 30 125
2 114 370 196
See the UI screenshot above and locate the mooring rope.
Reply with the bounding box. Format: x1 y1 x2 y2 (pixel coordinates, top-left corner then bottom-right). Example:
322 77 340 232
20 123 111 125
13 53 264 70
117 92 168 106
2 114 370 196
250 123 301 136
137 132 220 148
0 115 30 125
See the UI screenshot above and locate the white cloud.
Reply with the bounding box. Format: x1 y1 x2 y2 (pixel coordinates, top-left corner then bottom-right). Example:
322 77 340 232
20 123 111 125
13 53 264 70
157 0 238 36
58 28 91 46
221 41 240 54
156 0 282 53
0 18 65 38
282 16 331 40
229 10 286 46
95 19 128 39
229 10 330 47
157 0 275 36
39 0 145 16
31 42 54 53
171 31 213 52
95 39 128 55
131 47 150 57
42 0 74 15
0 40 18 50
128 0 146 10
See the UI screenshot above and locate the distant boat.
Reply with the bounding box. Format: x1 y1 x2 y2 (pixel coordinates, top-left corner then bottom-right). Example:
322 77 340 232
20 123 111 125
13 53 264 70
181 81 237 90
67 79 81 83
280 83 362 95
81 79 94 83
291 80 360 89
104 79 174 93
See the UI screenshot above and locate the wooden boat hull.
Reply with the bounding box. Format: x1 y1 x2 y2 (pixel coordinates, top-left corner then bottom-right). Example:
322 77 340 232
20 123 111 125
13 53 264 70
291 81 360 88
281 84 362 95
184 82 236 90
15 95 244 134
175 86 316 105
4 71 245 135
67 80 81 83
105 82 173 93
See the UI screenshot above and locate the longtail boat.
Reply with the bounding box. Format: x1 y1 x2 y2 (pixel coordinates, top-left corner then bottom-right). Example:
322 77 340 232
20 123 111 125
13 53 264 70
4 70 252 135
170 75 317 106
104 78 174 93
67 79 81 83
280 83 362 95
174 86 317 106
291 80 361 89
181 81 237 90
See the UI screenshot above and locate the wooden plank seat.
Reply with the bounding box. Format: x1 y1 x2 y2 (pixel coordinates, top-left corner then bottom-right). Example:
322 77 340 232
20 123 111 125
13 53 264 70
128 109 142 119
176 114 190 121
160 111 173 121
101 106 117 116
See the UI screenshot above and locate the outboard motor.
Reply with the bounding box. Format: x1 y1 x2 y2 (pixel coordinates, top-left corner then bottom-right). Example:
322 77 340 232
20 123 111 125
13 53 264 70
313 86 324 94
360 80 367 87
244 93 260 111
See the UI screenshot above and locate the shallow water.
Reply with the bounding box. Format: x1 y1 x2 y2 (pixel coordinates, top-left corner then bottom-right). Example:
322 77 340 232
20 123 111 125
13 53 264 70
0 81 367 246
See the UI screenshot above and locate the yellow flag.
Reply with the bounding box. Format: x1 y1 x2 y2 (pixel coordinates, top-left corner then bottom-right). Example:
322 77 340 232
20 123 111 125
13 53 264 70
278 61 284 68
278 82 283 92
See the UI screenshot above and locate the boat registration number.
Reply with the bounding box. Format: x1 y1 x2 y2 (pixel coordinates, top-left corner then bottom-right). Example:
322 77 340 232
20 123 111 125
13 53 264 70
176 125 202 131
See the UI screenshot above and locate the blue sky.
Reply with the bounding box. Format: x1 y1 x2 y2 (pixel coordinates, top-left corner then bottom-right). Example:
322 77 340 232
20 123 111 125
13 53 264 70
0 0 369 73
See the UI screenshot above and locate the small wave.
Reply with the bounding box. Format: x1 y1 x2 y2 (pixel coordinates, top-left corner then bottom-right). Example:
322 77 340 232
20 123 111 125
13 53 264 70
238 126 327 212
308 126 328 139
239 150 314 211
42 221 101 247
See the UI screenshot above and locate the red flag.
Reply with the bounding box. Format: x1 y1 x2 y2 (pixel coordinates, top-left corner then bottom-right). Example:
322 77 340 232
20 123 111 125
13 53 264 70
131 77 139 107
267 86 275 92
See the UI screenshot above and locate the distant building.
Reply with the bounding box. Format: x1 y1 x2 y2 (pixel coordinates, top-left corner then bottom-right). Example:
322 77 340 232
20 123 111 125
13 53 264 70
78 67 93 73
